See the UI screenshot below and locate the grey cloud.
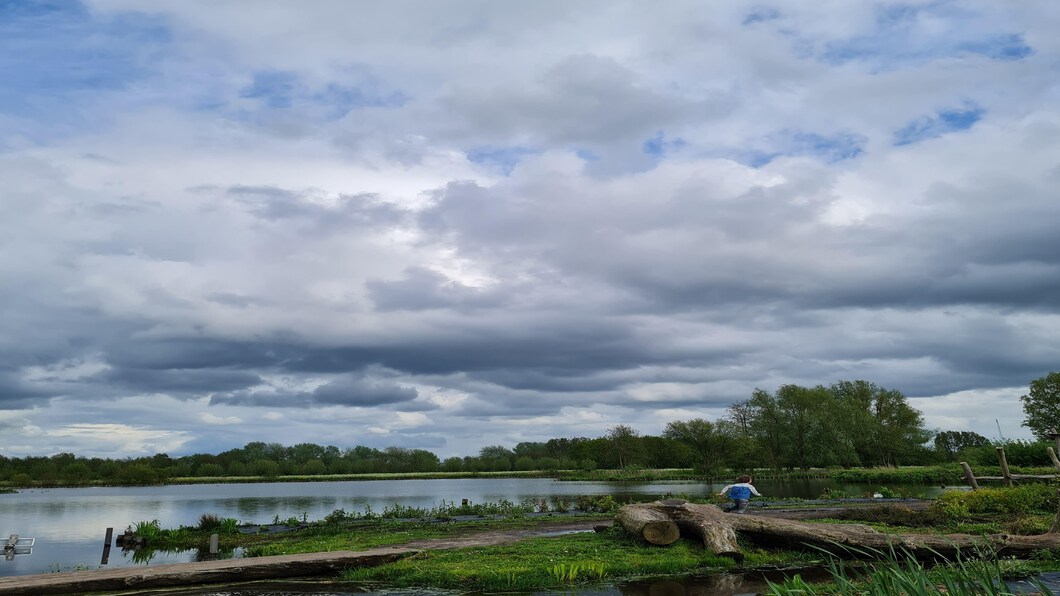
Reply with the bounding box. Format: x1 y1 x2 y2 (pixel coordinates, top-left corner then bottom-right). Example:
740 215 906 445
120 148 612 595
210 373 420 408
366 267 503 312
84 367 263 396
224 185 406 228
436 54 709 146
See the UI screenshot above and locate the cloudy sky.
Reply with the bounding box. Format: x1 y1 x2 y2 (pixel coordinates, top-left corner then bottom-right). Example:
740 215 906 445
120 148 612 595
2 0 1058 458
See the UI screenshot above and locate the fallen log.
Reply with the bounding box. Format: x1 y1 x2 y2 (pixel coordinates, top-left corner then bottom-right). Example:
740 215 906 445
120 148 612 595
614 503 679 545
616 500 1060 560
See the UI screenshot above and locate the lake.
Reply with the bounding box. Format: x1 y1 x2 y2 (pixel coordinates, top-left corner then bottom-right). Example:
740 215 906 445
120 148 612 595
0 476 952 577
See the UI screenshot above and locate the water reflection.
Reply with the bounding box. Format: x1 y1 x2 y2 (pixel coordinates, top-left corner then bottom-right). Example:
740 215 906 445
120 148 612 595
1 477 947 577
139 569 835 596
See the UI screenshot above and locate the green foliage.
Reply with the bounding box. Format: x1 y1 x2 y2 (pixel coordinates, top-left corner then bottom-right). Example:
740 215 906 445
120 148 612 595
764 547 1054 596
131 519 162 541
547 561 606 582
1006 515 1052 536
197 513 223 530
339 530 742 591
833 504 943 528
663 418 735 476
831 465 963 484
931 485 1058 522
934 431 990 461
1021 371 1060 441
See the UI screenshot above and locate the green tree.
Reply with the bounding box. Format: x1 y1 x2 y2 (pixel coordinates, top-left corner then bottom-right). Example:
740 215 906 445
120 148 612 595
1021 372 1060 440
663 418 733 476
933 430 990 461
605 425 643 468
478 445 514 471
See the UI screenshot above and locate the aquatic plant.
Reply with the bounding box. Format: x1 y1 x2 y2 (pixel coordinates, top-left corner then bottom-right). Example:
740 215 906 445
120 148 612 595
131 519 162 541
547 561 606 582
197 512 223 530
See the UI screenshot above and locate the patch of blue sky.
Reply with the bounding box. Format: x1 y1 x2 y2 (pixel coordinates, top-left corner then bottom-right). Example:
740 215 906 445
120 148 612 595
238 71 408 119
893 104 983 146
742 6 780 26
466 146 541 175
819 3 1032 68
312 83 408 120
786 131 864 162
239 71 298 109
575 149 599 162
956 34 1032 61
642 131 687 159
0 0 171 124
725 130 864 168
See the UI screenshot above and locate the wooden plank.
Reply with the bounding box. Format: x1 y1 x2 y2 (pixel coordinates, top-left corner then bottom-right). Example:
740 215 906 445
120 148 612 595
0 547 416 596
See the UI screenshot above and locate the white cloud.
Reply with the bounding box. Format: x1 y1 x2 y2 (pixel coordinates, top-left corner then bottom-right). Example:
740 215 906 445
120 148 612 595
0 0 1056 458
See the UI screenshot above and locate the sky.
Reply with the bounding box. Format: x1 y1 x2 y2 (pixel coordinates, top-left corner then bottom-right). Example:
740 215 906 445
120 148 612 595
1 0 1058 459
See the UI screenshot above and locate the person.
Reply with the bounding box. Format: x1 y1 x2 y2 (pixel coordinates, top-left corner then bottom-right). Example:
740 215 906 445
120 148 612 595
718 475 761 514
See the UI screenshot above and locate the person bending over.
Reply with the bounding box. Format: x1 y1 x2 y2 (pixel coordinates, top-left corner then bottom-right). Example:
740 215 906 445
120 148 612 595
718 475 761 514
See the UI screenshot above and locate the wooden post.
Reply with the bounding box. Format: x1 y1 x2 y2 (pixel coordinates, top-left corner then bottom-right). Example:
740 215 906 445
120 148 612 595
1051 489 1060 534
209 534 219 555
960 462 979 490
101 528 113 565
997 446 1012 487
1049 447 1060 470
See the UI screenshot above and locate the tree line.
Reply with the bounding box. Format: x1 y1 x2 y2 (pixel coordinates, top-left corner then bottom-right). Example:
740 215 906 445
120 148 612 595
2 374 1058 486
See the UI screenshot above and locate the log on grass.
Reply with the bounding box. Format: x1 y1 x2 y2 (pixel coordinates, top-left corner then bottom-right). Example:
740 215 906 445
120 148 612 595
614 504 680 545
619 501 1060 560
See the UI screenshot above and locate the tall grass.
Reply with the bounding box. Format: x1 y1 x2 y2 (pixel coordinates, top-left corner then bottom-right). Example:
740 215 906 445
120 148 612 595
764 547 1052 596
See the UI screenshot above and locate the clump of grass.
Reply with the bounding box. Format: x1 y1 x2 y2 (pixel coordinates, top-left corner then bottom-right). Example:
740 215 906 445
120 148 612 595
764 546 1053 596
198 513 222 530
832 505 943 528
548 561 606 582
131 519 162 541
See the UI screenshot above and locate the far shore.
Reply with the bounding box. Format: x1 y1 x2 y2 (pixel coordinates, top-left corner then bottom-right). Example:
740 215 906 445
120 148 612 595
4 463 1041 490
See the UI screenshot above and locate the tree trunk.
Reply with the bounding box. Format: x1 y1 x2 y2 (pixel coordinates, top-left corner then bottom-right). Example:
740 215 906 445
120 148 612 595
616 501 1060 560
613 504 680 545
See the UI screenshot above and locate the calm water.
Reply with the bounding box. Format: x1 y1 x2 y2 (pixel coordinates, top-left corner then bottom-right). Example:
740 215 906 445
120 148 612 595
0 477 950 577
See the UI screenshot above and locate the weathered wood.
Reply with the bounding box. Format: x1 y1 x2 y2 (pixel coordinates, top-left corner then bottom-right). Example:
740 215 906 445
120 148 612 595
960 461 979 490
619 501 1060 559
1049 447 1060 470
615 504 680 545
1051 488 1060 535
997 447 1012 487
0 547 415 596
976 475 1060 481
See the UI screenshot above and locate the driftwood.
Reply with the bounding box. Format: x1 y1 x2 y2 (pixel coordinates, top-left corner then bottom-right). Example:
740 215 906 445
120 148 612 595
616 500 1060 560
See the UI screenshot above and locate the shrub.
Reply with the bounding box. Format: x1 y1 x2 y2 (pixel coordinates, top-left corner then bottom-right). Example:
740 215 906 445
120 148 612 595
198 513 223 530
931 485 1057 522
834 505 942 527
1006 515 1051 536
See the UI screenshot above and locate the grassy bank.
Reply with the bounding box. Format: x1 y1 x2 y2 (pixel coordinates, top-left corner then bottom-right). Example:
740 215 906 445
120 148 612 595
118 487 1060 592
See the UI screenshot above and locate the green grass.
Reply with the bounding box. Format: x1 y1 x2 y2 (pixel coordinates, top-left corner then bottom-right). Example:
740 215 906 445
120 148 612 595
337 529 814 591
764 547 1054 595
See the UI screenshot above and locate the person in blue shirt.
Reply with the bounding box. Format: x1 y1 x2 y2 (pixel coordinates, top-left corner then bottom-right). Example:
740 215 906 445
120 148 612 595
718 475 761 514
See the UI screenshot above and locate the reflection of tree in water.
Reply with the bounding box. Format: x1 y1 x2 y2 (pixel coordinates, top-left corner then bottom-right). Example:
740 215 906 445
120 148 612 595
121 545 235 565
194 546 236 562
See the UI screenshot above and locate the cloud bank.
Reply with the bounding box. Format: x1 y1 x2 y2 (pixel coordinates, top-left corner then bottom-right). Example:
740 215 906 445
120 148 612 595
1 0 1058 457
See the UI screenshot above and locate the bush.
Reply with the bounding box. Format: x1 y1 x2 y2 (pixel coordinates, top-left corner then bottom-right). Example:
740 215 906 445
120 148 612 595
835 505 942 527
931 485 1057 522
198 513 223 530
1006 515 1052 536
